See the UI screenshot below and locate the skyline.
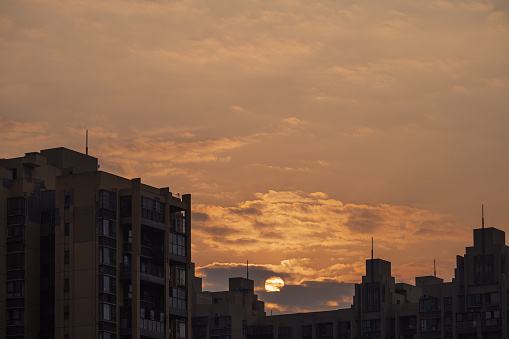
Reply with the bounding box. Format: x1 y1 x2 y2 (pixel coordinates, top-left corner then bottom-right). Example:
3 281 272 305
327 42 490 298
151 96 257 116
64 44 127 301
1 0 509 314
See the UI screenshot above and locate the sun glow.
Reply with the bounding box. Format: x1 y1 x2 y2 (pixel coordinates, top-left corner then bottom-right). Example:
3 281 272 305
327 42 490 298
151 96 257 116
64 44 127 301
265 276 285 292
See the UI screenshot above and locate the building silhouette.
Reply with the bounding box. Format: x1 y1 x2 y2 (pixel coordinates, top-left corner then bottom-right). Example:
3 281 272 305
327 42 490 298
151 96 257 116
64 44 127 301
0 148 191 339
191 226 509 339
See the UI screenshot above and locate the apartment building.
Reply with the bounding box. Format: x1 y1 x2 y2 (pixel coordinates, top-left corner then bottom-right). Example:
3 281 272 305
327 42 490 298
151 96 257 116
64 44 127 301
0 147 191 339
192 225 509 339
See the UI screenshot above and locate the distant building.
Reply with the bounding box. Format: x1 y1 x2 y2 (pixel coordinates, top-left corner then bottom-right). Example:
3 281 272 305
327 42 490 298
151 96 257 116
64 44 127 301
0 147 191 339
192 226 509 339
190 264 266 338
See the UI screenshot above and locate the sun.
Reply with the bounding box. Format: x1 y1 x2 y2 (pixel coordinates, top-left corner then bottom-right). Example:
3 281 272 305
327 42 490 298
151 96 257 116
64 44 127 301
265 276 285 292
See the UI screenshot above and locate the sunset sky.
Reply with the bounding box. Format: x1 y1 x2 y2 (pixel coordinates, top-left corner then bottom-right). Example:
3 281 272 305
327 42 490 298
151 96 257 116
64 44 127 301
1 0 508 313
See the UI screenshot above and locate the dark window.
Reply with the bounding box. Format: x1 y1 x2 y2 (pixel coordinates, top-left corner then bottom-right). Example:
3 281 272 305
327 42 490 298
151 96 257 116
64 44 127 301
170 233 186 256
141 196 165 223
366 282 380 311
444 297 452 312
170 287 187 310
64 305 69 319
214 316 231 329
7 281 25 297
99 275 117 294
64 278 69 292
420 297 439 311
7 225 25 241
64 250 69 264
302 325 312 339
10 168 17 179
7 253 25 270
466 294 481 307
64 195 71 208
278 326 292 339
120 195 132 218
7 197 25 215
338 321 351 333
99 190 117 211
6 308 24 325
474 254 494 284
317 323 332 338
192 316 208 339
99 247 116 266
99 303 116 321
65 223 70 236
98 219 116 238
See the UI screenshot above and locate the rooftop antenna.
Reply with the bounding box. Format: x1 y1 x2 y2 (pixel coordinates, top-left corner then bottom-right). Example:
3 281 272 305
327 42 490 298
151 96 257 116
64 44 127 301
434 259 436 277
482 204 485 256
370 237 374 283
247 260 249 280
371 237 374 260
86 130 89 155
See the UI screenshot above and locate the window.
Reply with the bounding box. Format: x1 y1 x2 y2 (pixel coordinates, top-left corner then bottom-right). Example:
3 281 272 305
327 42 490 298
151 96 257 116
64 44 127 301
176 214 185 233
99 275 117 293
99 247 116 265
7 253 25 270
214 316 231 329
177 267 186 286
7 197 25 215
318 322 333 338
420 297 439 311
338 321 351 333
421 318 439 332
7 225 25 241
362 319 380 332
444 297 452 312
474 254 494 284
120 195 132 218
177 321 186 339
64 194 71 208
141 196 165 223
99 303 116 321
64 250 70 264
7 281 24 297
65 223 70 236
466 294 481 307
170 233 186 256
64 305 69 319
98 332 115 339
99 190 117 211
192 316 208 338
170 288 187 310
278 326 292 339
98 219 117 238
366 282 380 311
486 292 500 305
64 278 70 292
124 284 132 298
6 308 24 325
302 325 312 339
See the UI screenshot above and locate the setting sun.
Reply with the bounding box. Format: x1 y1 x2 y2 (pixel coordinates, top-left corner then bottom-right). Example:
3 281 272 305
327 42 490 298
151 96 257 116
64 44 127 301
265 276 285 292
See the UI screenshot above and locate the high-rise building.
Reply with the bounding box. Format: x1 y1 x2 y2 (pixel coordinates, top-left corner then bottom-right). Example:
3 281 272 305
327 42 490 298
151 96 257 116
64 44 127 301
0 147 191 339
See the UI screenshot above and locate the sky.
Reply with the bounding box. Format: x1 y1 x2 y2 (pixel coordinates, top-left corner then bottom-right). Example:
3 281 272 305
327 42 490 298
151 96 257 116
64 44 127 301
1 0 508 314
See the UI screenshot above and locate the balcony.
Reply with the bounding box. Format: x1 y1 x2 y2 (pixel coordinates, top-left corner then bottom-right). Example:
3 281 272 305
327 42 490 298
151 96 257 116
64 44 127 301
140 263 165 285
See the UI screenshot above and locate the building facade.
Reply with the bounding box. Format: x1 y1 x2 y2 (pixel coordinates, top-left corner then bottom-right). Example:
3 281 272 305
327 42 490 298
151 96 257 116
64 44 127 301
0 147 191 339
192 226 509 339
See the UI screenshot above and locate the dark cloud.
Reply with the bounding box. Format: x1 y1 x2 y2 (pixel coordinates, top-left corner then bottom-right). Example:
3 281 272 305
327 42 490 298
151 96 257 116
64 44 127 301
192 212 210 221
258 280 355 314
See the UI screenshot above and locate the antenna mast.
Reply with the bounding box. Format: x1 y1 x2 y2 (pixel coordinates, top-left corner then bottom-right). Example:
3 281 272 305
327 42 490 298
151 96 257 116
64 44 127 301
434 259 436 277
247 260 249 280
86 130 89 155
371 237 373 260
482 204 485 255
